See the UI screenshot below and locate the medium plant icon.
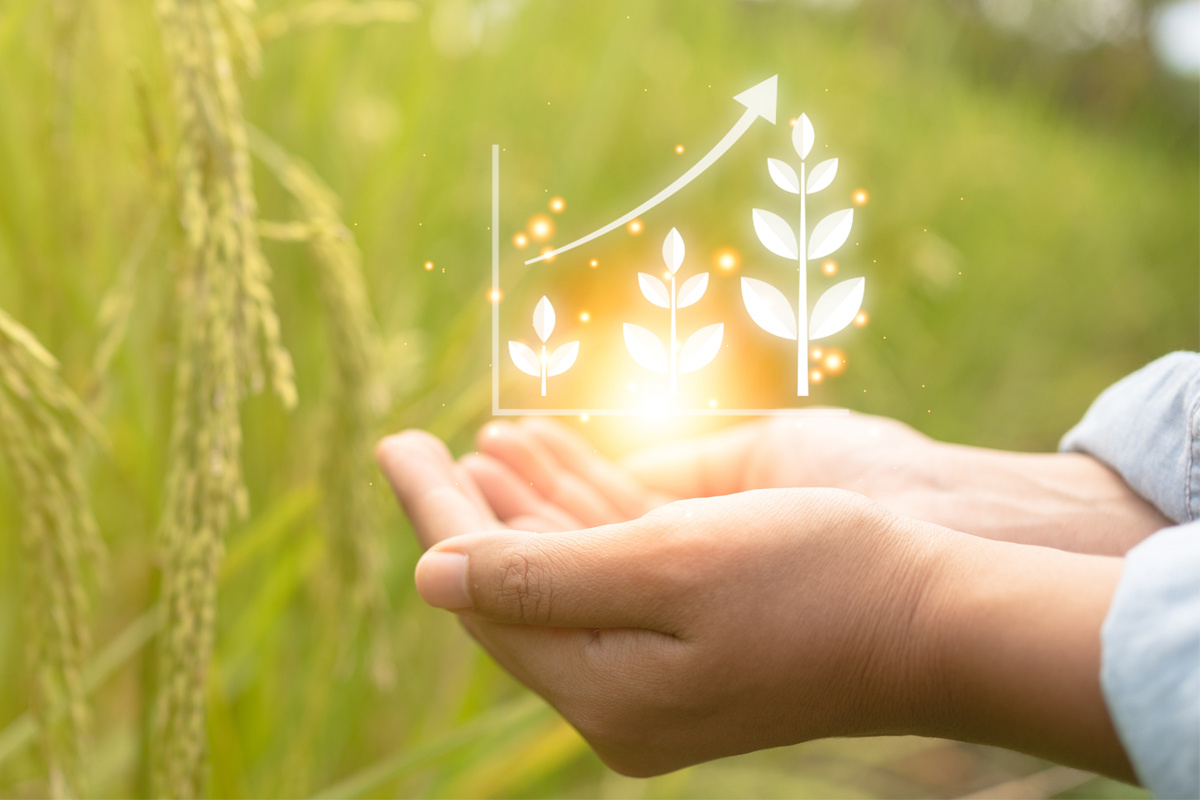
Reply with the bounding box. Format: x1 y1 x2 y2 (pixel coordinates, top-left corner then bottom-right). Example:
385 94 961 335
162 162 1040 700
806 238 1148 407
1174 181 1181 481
742 113 865 395
624 228 724 397
509 296 579 396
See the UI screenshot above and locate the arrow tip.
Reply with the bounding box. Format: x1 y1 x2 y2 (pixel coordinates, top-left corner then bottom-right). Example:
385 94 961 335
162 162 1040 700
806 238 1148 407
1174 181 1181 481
734 74 778 124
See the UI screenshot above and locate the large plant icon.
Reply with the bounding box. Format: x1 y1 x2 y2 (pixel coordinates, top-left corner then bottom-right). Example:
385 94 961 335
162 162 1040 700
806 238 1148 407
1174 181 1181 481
624 228 724 397
741 113 865 395
509 296 578 396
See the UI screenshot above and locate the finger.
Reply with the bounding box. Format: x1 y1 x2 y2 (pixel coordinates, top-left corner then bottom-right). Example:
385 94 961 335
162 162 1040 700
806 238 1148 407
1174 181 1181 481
620 423 763 498
414 524 684 633
460 453 583 532
518 417 664 518
477 422 624 526
375 431 500 549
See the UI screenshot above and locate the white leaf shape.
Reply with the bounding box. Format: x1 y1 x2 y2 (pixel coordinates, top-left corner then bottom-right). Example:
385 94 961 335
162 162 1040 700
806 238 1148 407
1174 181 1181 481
508 341 541 377
638 273 670 309
793 113 815 160
767 158 799 194
663 227 685 274
623 323 669 374
679 323 724 374
533 296 555 343
809 277 865 341
806 158 838 194
676 272 709 308
741 277 797 340
547 341 579 377
808 208 854 260
752 208 798 260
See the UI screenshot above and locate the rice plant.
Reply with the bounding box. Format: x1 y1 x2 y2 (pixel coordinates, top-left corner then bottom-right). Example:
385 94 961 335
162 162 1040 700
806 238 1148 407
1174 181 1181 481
0 308 102 799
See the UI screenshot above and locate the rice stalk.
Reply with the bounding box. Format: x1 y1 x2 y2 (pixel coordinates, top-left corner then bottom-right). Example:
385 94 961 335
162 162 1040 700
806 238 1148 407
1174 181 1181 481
0 307 102 799
150 0 296 795
249 127 393 688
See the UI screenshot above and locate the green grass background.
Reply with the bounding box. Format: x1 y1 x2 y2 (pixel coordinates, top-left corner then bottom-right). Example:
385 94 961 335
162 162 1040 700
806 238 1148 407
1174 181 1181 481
0 0 1196 796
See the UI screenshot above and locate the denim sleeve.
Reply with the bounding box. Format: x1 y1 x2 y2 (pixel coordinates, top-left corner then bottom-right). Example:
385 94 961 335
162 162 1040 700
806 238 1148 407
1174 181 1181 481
1101 525 1200 799
1060 352 1200 798
1060 351 1200 524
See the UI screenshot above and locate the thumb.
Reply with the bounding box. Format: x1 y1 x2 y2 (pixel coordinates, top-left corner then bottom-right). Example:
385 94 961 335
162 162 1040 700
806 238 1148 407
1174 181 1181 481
414 522 682 632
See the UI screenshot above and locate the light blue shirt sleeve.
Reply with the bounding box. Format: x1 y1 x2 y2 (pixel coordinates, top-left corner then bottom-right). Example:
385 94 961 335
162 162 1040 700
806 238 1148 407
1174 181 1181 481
1061 352 1200 799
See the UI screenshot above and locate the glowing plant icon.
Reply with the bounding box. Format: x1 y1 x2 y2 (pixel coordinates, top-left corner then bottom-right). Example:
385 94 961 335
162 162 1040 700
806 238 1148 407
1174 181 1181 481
509 296 579 396
624 228 724 397
742 113 865 395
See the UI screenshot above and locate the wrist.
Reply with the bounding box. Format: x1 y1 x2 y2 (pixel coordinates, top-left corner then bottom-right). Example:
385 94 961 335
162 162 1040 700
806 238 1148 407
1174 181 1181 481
908 531 1135 780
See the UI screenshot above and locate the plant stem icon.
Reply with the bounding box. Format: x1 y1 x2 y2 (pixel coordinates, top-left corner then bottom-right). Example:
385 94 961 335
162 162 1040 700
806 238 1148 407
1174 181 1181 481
624 228 724 397
742 113 865 395
509 296 578 397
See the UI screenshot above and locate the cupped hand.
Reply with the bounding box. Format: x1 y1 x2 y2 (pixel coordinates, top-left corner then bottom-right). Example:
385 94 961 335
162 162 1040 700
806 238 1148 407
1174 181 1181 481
469 416 1168 554
377 429 942 776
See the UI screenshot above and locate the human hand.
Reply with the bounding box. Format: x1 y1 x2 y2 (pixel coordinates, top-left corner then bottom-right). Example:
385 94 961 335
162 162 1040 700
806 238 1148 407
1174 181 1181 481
377 430 939 774
471 416 1168 555
376 429 1134 781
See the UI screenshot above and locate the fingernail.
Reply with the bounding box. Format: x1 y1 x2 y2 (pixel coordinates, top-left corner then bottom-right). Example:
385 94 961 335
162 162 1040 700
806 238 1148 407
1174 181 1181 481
415 551 471 609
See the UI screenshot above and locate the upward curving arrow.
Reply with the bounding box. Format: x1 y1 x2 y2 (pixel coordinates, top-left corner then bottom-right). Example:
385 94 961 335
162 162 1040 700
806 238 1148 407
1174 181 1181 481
524 75 778 265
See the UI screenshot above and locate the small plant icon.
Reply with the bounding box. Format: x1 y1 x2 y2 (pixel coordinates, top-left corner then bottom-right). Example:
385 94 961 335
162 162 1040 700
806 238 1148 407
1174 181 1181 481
742 113 865 395
624 228 724 397
509 296 578 396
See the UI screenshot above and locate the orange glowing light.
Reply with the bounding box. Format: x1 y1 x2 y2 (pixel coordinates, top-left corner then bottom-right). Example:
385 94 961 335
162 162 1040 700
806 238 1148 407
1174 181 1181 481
854 311 869 327
852 189 870 206
821 259 838 276
548 196 566 214
810 369 824 384
538 246 556 263
810 347 823 360
789 117 798 128
627 219 644 235
708 398 718 408
713 247 741 272
528 215 554 241
488 288 502 303
588 258 599 268
579 311 591 322
512 232 529 249
423 261 434 271
823 349 846 375
674 144 685 154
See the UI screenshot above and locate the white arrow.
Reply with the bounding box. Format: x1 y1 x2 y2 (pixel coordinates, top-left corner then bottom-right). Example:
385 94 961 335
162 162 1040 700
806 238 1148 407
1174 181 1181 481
525 75 778 265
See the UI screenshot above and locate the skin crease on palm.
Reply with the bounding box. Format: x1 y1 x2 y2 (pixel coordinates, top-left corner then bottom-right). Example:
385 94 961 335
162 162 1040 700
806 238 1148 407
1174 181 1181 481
375 414 1169 782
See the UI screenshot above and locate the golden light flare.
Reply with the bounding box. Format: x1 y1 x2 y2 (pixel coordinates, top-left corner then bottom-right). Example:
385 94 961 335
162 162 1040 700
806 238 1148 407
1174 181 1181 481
852 188 870 206
423 261 434 271
821 259 838 276
528 215 554 241
579 311 591 322
854 311 869 327
708 398 718 408
823 348 846 375
512 232 529 249
810 369 824 384
627 218 644 236
538 246 556 263
713 247 741 272
487 288 503 303
548 196 566 214
789 117 798 128
674 144 685 154
810 346 823 361
588 258 599 268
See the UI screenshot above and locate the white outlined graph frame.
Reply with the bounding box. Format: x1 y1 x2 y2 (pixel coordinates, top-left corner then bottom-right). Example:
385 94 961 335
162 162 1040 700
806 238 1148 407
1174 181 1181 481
490 145 849 418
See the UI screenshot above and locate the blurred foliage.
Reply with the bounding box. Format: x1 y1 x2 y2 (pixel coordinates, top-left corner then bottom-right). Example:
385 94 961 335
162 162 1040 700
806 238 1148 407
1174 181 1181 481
0 0 1193 797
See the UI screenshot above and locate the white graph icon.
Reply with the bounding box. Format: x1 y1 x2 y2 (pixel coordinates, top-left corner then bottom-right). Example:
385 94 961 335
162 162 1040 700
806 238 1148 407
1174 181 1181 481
490 75 863 416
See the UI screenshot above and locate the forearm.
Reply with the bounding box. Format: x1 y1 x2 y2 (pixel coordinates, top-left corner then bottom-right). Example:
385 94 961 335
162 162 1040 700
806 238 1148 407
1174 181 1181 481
871 441 1170 555
908 526 1135 782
